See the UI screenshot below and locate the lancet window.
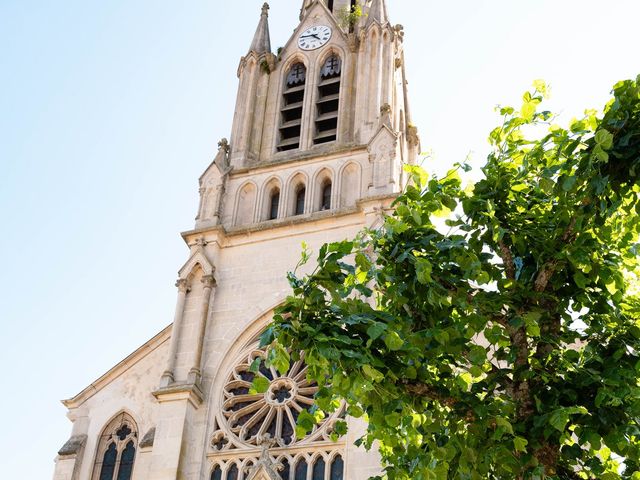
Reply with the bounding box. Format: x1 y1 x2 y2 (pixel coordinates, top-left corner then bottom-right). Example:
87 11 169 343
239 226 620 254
208 344 345 480
295 186 306 215
92 413 138 480
314 55 341 145
278 63 307 152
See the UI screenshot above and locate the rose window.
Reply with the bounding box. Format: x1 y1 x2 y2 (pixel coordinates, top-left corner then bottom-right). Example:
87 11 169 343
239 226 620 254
221 348 330 448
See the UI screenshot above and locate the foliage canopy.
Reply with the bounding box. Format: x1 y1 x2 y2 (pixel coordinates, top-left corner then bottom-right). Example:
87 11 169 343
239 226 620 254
260 77 640 479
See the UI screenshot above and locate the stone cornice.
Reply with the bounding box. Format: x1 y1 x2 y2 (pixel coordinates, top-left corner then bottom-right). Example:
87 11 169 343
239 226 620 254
62 325 171 409
182 194 396 246
152 383 204 408
232 144 368 177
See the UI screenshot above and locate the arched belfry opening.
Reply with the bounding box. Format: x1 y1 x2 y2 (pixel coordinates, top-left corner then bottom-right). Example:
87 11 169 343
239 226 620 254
278 62 307 152
314 54 341 145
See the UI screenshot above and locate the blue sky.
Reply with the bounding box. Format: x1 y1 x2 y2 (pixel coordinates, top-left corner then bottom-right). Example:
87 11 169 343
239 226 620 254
0 0 638 478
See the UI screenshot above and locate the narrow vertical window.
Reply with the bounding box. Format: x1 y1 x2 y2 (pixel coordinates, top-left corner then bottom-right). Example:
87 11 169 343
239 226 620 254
327 0 334 12
295 187 306 215
314 55 341 145
294 459 308 480
269 189 280 220
330 455 344 480
211 465 222 480
227 464 239 480
280 458 291 480
99 444 117 480
312 458 326 480
278 63 306 152
321 182 332 210
115 442 135 480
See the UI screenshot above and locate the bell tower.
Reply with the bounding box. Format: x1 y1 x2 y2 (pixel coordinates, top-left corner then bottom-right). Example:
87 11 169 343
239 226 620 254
195 0 419 232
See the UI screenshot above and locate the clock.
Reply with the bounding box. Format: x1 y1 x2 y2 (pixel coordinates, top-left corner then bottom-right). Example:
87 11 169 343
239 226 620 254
298 25 332 51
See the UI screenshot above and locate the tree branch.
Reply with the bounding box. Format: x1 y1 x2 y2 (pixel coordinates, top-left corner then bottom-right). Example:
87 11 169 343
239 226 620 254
498 240 516 280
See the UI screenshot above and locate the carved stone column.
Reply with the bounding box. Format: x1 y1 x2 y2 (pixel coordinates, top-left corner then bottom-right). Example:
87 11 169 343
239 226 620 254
187 273 216 385
160 279 190 387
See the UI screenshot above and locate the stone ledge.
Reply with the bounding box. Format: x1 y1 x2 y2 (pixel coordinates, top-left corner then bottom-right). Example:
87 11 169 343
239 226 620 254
57 434 87 457
152 383 204 408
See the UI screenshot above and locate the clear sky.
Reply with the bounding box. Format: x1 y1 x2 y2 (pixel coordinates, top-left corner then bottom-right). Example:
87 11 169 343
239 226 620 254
0 0 638 478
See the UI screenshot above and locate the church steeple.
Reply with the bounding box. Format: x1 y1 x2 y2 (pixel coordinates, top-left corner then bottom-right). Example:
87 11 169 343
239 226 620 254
249 3 272 54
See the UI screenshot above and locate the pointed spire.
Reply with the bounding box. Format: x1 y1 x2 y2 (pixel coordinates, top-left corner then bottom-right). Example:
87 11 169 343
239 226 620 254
366 0 389 26
249 3 272 54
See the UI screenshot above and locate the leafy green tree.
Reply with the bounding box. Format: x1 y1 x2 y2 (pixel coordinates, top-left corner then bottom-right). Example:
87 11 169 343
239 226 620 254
259 77 640 479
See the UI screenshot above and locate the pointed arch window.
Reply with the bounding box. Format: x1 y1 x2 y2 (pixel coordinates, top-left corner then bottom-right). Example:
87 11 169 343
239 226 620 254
321 181 332 210
278 63 307 152
269 189 280 220
295 186 306 215
314 55 341 145
92 413 138 480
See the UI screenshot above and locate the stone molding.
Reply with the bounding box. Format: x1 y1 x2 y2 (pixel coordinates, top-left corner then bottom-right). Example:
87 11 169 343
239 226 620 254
152 383 204 408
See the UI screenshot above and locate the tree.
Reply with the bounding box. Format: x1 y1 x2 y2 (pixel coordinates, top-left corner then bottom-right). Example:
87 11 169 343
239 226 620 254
259 77 640 479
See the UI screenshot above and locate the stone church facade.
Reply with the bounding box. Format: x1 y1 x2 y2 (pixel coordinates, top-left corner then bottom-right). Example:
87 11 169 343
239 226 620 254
53 1 419 479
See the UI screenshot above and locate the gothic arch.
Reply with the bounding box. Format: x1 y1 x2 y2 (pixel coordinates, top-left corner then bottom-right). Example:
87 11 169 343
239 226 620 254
91 411 139 480
338 161 362 208
310 167 335 212
258 176 283 221
178 246 215 282
284 171 309 216
234 181 258 226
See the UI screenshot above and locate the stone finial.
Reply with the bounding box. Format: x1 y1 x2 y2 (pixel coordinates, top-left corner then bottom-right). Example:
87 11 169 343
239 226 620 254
380 103 392 127
249 2 272 54
214 138 230 170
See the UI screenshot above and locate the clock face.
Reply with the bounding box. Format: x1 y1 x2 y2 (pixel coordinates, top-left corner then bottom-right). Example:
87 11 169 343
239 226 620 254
298 25 332 51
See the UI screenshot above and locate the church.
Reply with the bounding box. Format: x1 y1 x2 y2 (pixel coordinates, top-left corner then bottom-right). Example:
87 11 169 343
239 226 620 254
53 1 419 479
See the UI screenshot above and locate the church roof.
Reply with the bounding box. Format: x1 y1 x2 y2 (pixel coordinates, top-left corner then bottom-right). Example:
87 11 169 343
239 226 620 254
249 3 272 54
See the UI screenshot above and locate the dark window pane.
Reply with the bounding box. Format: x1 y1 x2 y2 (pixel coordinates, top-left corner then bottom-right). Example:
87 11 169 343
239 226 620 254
99 443 117 480
322 183 332 210
280 458 290 480
327 0 334 12
116 441 136 480
116 425 132 441
227 463 239 480
270 191 280 220
330 455 344 480
294 459 308 480
211 466 222 480
295 188 305 215
312 458 325 480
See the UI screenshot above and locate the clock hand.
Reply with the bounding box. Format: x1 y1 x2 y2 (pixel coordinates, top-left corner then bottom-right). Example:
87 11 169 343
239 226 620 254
301 34 321 39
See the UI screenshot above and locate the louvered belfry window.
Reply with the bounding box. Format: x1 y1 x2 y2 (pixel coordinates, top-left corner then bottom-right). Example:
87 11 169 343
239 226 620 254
314 55 341 145
278 63 307 152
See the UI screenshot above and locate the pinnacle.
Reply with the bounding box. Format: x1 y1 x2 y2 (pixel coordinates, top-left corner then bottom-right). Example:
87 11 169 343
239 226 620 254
249 2 272 54
366 0 389 26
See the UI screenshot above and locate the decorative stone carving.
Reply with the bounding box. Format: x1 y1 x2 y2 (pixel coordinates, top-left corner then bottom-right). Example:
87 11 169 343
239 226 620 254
219 348 338 449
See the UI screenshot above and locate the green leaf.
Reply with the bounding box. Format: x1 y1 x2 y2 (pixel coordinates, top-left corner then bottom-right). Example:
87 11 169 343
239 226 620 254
251 375 270 394
522 101 537 120
605 279 618 295
514 436 528 453
362 364 384 383
594 129 614 149
367 322 387 340
384 331 404 351
495 417 514 435
456 372 473 391
249 357 262 373
468 345 487 366
573 271 589 289
415 258 433 284
562 175 577 192
511 183 528 192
